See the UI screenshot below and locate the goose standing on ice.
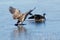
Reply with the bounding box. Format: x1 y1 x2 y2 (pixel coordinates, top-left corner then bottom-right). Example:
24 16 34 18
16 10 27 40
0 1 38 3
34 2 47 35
28 13 46 22
9 6 35 26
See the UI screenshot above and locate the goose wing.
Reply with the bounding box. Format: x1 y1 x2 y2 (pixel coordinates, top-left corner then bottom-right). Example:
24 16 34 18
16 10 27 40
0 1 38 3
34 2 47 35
9 6 22 19
9 6 21 14
28 14 45 19
34 14 45 19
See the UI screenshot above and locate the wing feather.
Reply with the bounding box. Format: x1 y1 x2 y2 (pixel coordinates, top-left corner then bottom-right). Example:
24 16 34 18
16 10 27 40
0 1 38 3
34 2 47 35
9 6 22 19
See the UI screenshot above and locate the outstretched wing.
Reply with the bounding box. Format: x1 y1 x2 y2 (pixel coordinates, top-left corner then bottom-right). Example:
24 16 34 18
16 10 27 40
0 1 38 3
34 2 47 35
9 6 22 19
9 6 21 14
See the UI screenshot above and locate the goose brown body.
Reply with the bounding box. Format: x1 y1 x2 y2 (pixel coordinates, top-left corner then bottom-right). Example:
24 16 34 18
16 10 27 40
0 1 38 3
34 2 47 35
9 6 35 26
28 13 46 22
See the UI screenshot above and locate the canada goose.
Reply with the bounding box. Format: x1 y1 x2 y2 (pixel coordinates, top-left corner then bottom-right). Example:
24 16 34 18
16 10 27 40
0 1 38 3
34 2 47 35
9 6 35 26
28 13 46 22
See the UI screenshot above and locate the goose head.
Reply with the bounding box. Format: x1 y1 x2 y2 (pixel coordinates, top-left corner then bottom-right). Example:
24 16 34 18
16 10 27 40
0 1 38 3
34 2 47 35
28 12 33 15
27 7 36 15
43 13 46 17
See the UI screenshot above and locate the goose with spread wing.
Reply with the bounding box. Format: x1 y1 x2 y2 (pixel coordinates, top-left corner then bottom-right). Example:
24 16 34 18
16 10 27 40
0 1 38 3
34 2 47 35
9 6 35 26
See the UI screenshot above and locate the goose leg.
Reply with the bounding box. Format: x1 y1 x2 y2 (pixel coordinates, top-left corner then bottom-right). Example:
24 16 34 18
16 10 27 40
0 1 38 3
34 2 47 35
15 20 20 26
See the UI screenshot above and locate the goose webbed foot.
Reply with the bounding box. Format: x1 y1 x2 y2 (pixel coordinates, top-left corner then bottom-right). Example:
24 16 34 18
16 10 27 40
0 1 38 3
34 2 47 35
15 24 18 26
15 20 20 26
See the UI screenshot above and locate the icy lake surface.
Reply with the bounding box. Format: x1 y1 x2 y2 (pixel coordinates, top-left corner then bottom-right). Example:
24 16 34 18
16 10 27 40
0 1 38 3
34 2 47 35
0 0 60 40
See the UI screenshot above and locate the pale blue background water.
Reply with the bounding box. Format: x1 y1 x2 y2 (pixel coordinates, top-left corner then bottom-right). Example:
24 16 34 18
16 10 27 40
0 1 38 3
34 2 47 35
0 0 60 40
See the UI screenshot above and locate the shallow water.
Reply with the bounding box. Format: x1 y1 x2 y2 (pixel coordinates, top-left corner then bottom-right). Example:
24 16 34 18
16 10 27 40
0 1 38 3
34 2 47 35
0 0 60 40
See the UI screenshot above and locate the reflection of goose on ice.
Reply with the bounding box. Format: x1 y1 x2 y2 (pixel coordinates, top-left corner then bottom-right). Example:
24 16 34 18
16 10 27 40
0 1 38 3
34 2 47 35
9 6 36 26
13 25 26 34
28 13 46 22
17 25 26 32
11 25 27 39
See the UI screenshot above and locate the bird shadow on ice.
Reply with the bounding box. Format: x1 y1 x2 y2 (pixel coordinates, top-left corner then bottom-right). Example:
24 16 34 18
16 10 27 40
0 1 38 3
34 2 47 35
11 25 27 40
